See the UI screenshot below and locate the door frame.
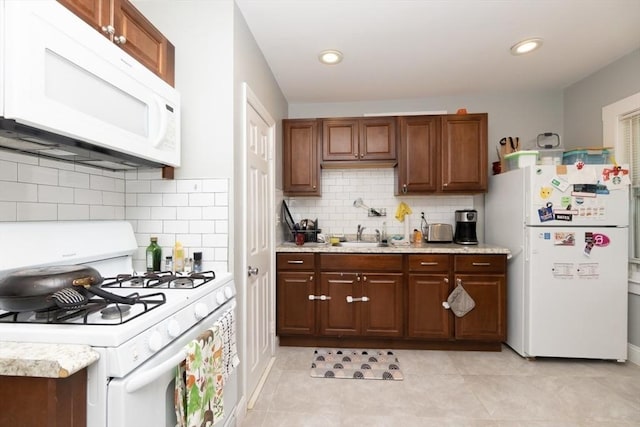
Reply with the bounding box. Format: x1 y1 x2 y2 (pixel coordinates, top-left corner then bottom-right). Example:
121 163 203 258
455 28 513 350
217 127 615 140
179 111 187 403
239 82 276 409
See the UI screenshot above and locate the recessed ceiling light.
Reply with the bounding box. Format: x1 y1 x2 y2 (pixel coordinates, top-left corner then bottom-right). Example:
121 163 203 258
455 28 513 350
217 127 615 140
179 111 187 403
510 38 543 55
318 49 343 65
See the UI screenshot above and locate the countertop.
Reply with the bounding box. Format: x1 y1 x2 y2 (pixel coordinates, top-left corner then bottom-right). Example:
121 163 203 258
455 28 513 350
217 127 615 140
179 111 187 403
276 241 511 255
0 342 99 378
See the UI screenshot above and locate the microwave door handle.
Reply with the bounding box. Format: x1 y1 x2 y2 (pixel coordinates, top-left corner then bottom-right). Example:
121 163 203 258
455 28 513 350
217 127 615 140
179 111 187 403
150 96 169 148
124 349 187 393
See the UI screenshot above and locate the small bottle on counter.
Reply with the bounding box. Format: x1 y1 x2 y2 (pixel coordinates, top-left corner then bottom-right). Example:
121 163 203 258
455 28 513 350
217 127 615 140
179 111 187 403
173 241 184 273
145 237 162 272
193 252 203 273
184 257 193 274
165 256 173 272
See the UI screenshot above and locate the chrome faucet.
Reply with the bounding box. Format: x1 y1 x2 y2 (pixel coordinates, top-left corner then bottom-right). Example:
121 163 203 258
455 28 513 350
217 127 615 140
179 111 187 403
356 224 366 241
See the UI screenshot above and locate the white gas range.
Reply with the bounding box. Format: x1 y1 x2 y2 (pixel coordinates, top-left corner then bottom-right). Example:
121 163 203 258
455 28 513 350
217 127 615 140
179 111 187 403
0 221 238 427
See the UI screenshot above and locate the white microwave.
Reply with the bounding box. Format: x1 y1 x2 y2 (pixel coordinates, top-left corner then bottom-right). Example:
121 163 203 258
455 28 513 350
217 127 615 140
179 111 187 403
0 0 180 170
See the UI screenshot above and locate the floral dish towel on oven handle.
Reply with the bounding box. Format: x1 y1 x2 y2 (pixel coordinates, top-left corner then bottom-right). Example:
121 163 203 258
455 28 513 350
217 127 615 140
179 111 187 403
175 324 224 427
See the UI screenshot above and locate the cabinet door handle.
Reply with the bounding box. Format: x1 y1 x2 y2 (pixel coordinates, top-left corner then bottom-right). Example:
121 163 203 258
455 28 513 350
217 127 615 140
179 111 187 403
359 154 364 158
472 262 491 266
346 296 370 303
309 275 313 281
420 262 438 266
402 184 407 194
354 153 359 158
101 25 115 35
114 35 127 45
442 301 451 309
308 295 331 301
287 260 304 264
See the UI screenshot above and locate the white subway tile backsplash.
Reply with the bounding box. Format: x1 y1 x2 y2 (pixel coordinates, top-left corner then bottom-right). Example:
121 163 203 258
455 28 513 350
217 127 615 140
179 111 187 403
17 202 57 221
189 220 215 233
103 191 125 206
137 220 164 233
151 179 177 194
90 205 123 220
90 175 118 192
177 206 202 220
0 202 16 221
202 206 228 220
163 193 189 206
0 182 38 202
18 164 58 185
0 149 38 165
58 204 90 221
75 188 103 205
126 180 152 193
163 220 190 234
151 206 177 220
59 170 90 189
1 152 232 272
0 160 17 181
189 193 216 207
176 180 202 193
125 206 152 220
137 193 163 207
38 185 74 203
286 168 476 236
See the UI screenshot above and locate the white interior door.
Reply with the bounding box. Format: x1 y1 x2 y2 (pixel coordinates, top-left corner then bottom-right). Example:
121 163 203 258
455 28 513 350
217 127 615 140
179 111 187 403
243 85 275 404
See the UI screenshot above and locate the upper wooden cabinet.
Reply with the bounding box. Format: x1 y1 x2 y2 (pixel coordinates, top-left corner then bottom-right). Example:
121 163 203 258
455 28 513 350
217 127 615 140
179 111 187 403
57 0 176 86
441 114 488 192
396 115 440 193
283 119 321 196
396 113 488 194
322 117 397 167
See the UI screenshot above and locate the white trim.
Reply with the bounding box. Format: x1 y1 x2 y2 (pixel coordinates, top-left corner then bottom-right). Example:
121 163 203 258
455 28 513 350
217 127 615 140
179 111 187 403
628 343 640 366
603 91 640 163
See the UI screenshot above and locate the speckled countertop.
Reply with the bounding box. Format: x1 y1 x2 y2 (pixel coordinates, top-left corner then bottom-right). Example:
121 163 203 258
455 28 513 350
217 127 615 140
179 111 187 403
0 342 99 378
277 241 511 255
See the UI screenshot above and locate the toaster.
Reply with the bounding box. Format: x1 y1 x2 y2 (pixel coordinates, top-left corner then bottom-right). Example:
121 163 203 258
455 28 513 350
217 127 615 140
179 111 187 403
427 223 453 243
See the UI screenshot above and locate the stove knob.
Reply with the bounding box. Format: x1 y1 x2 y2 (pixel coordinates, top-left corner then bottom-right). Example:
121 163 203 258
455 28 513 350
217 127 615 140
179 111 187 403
148 331 163 352
194 303 209 320
216 292 225 305
167 319 181 338
224 287 233 299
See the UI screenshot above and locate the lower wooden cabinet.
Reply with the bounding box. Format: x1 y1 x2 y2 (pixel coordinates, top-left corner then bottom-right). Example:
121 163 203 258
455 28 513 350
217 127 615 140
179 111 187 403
319 271 403 337
276 251 506 350
0 369 87 427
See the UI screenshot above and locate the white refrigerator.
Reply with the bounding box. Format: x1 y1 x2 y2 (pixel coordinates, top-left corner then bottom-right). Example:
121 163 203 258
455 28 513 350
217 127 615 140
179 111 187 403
485 164 630 361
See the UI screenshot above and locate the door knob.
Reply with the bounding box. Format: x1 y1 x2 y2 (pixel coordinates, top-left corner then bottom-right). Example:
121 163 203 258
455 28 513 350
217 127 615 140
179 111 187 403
247 266 259 276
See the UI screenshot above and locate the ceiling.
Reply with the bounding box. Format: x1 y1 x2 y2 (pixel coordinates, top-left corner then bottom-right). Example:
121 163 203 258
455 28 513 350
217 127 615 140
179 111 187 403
234 0 640 104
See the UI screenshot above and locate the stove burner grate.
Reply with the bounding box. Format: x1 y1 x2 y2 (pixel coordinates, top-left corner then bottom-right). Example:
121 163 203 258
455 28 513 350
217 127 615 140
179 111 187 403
101 304 131 320
102 271 216 289
0 292 166 325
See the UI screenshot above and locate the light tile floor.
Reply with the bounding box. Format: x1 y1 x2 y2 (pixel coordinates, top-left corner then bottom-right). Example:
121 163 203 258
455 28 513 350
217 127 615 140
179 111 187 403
241 345 640 426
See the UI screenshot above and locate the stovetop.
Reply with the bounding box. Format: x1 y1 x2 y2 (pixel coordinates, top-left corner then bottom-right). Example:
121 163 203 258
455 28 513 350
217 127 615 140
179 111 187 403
101 270 216 290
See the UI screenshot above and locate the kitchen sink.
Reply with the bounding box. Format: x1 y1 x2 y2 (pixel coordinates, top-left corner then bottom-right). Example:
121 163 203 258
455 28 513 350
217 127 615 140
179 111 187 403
337 241 381 248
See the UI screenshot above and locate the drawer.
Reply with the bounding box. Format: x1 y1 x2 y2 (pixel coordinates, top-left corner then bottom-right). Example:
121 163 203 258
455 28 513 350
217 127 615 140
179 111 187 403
277 253 315 270
408 254 450 272
454 255 506 274
319 254 403 271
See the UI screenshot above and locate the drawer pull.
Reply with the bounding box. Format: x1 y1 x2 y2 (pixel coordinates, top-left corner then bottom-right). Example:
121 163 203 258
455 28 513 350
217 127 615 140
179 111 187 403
420 262 438 266
308 294 331 301
472 262 491 266
287 260 305 264
346 296 370 303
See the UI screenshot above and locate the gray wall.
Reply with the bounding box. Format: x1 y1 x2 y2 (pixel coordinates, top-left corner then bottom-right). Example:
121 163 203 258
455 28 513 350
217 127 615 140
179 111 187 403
564 48 640 149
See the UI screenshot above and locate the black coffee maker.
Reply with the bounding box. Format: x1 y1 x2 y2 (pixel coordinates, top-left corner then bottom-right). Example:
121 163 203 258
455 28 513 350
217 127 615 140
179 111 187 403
454 209 478 245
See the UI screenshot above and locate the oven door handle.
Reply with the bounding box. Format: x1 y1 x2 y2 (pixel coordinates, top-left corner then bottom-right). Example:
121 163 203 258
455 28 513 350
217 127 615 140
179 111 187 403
124 350 187 393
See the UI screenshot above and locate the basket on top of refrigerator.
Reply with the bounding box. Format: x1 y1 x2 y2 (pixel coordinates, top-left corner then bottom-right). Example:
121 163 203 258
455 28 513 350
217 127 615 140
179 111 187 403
536 132 563 165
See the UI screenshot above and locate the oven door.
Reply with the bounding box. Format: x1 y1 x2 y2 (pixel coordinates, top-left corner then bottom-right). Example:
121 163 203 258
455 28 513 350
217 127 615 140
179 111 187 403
106 299 238 427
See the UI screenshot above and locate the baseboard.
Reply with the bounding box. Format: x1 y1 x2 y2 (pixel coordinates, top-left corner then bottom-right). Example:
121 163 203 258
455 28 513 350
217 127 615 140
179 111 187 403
247 356 276 409
234 395 247 427
628 343 640 366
